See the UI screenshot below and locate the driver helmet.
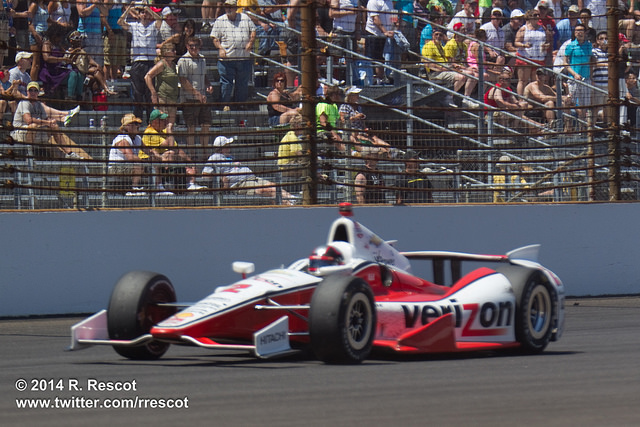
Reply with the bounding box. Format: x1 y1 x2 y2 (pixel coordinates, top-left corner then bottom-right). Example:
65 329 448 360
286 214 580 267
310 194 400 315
308 241 353 273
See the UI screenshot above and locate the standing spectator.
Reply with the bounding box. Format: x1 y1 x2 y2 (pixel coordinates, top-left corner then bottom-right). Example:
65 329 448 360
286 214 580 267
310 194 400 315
282 0 302 87
329 0 360 83
578 8 597 44
447 0 479 38
578 0 606 34
555 5 579 48
211 0 256 110
28 0 49 81
514 9 551 95
624 72 640 129
139 109 202 191
177 36 214 155
159 6 181 43
48 1 73 30
564 22 592 121
591 31 608 123
109 113 146 195
101 1 128 91
201 0 220 33
480 8 506 70
9 51 32 98
364 0 395 85
145 43 180 126
9 0 30 51
118 3 163 121
503 9 524 69
355 148 387 204
395 150 433 204
255 0 283 58
419 7 446 52
77 0 104 67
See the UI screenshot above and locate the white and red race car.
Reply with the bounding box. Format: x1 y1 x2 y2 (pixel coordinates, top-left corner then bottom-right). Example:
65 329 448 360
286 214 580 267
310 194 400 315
70 204 565 363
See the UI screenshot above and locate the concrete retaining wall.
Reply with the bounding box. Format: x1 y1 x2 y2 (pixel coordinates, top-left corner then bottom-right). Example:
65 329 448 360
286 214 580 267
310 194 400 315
1 203 638 317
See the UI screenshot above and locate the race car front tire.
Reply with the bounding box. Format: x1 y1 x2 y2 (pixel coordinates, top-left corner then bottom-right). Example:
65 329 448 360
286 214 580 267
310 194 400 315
107 271 177 360
309 276 376 364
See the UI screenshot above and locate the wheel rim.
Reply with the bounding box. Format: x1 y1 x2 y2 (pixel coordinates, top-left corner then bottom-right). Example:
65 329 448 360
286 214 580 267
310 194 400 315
527 284 552 340
345 293 373 351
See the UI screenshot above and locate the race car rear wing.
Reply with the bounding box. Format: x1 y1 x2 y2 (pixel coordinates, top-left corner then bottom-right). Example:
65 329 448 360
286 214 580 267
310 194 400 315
401 245 541 287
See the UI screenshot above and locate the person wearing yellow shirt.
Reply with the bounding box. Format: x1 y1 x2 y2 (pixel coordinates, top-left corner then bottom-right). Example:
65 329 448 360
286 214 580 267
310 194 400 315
422 27 467 93
139 109 203 191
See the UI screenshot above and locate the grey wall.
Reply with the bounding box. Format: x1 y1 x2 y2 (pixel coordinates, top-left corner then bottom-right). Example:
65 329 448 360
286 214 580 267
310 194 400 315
1 203 639 317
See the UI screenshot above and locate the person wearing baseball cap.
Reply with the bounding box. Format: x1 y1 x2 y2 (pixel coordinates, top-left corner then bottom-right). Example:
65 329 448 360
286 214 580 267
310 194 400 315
555 4 580 47
140 109 204 191
203 135 296 204
503 9 524 58
109 113 146 195
11 81 84 159
8 51 33 97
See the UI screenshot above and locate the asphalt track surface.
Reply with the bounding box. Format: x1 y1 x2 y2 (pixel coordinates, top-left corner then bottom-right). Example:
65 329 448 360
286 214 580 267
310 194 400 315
1 297 639 427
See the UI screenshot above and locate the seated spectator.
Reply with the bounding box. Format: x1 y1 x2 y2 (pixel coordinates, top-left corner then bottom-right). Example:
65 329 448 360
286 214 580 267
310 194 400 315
139 109 203 192
523 68 566 124
422 28 467 94
11 81 82 159
1 68 22 115
395 150 433 204
355 148 388 204
66 31 116 101
339 85 366 145
39 24 74 99
354 128 391 157
419 6 446 52
277 114 306 170
108 113 146 195
492 155 528 203
9 51 33 99
267 72 302 126
316 85 346 152
203 136 296 204
484 69 535 132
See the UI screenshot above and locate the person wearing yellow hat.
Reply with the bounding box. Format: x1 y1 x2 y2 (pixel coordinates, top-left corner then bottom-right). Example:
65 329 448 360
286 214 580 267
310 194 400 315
109 113 146 195
10 81 83 159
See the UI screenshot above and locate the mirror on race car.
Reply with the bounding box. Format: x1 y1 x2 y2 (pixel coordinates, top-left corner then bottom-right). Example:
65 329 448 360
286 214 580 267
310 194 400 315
232 261 255 278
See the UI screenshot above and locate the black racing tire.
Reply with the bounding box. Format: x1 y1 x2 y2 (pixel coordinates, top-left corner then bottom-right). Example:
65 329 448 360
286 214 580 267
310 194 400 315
309 276 376 364
515 272 555 354
107 271 177 360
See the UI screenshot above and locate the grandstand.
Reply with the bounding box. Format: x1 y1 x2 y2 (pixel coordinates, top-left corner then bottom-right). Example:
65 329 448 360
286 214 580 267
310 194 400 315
1 1 639 210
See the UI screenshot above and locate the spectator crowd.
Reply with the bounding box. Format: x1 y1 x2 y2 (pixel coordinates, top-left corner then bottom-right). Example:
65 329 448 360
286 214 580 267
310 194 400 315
1 0 639 201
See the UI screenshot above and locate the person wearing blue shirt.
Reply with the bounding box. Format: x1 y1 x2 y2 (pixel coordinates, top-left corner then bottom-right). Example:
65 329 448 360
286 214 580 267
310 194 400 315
564 23 593 120
555 5 579 48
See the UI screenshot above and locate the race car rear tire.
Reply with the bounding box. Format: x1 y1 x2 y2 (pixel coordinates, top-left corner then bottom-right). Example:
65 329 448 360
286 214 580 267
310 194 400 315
107 271 177 360
516 273 554 353
309 276 376 364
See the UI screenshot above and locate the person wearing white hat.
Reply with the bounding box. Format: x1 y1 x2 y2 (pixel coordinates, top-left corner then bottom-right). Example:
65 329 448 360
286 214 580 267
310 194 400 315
339 86 366 146
8 51 33 98
159 7 181 43
203 136 296 204
503 9 524 67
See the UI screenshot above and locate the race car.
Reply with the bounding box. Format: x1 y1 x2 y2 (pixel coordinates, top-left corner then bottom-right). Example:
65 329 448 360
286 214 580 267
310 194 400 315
70 203 565 364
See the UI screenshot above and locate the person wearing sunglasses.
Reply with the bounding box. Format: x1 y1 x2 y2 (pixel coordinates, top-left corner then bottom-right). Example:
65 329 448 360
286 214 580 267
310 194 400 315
11 81 83 159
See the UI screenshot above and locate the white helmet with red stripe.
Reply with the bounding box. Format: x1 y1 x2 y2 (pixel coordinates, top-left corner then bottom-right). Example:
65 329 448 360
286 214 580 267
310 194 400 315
308 241 354 275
